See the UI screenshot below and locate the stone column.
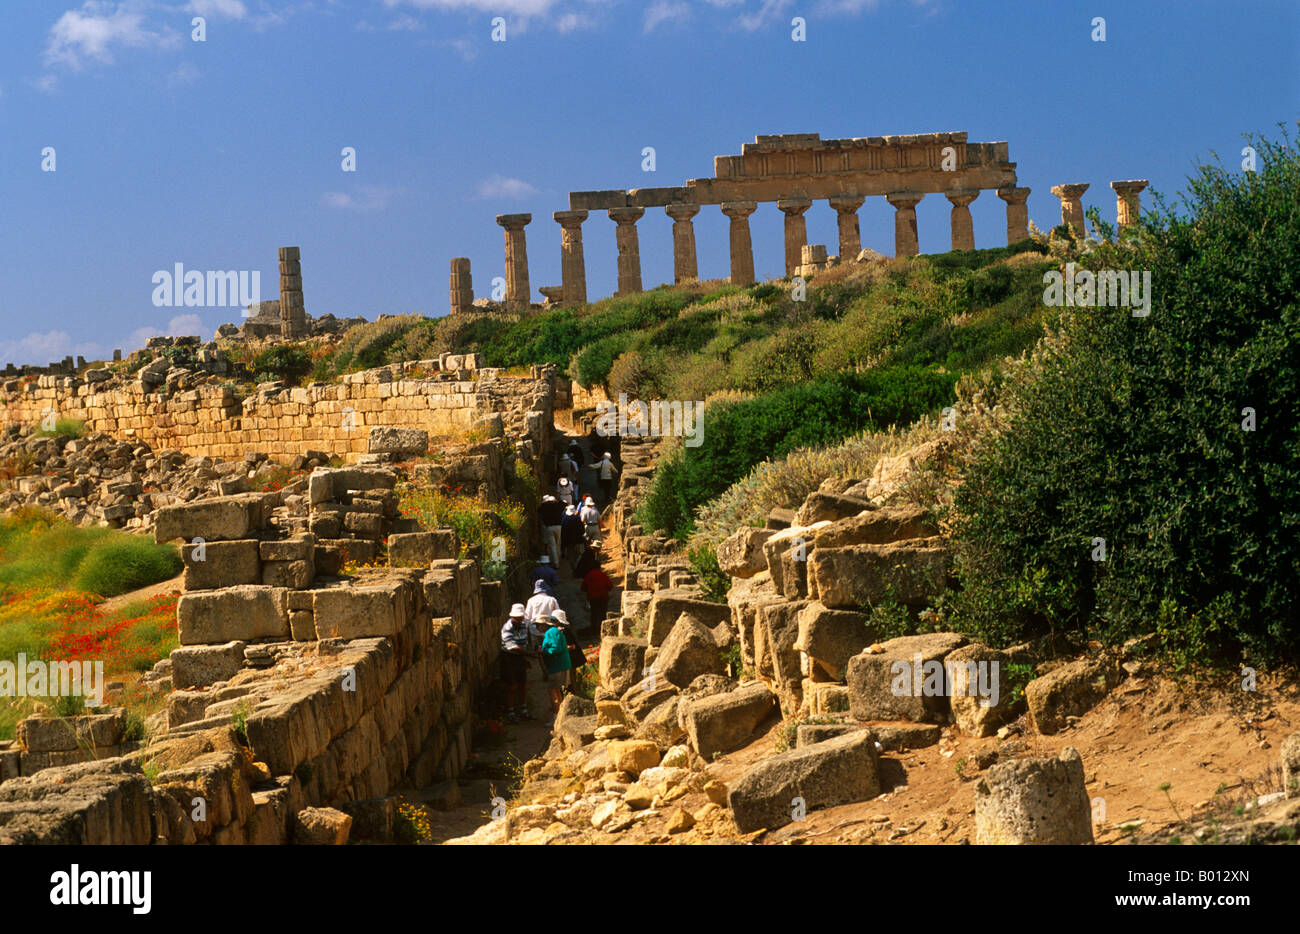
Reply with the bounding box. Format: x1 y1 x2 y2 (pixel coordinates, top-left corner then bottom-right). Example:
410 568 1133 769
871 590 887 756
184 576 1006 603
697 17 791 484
449 257 473 314
997 186 1031 244
777 198 812 277
608 207 645 296
278 246 307 338
828 195 865 261
553 210 589 305
945 189 979 251
665 203 700 284
1049 184 1089 239
721 202 758 285
885 192 923 258
496 213 532 311
1110 179 1148 228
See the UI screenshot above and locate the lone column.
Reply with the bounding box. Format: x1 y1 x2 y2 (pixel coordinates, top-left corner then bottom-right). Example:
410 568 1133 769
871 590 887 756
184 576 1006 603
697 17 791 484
1049 184 1090 239
608 207 645 296
449 258 473 314
1110 180 1148 229
721 201 758 285
997 187 1031 244
828 195 865 261
885 192 923 258
278 246 306 338
945 189 979 251
553 210 589 305
665 203 700 283
496 213 532 311
777 198 812 277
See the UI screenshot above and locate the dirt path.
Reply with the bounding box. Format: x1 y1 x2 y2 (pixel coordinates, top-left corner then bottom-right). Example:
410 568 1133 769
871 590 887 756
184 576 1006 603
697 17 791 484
97 573 183 614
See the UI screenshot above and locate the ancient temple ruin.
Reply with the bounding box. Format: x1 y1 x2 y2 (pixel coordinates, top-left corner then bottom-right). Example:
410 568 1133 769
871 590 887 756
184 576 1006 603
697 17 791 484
451 131 1150 313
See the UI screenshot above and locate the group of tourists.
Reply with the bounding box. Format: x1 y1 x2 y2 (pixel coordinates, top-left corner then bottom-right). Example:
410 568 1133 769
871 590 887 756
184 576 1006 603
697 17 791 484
497 436 619 723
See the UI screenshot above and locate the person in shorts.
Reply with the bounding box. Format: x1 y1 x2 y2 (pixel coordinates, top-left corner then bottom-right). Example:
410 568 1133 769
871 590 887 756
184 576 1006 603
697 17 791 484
539 612 573 714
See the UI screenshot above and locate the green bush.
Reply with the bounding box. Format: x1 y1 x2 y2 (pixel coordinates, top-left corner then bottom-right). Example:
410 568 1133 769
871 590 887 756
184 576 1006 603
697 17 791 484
72 539 183 597
637 366 958 537
949 125 1300 664
251 345 312 385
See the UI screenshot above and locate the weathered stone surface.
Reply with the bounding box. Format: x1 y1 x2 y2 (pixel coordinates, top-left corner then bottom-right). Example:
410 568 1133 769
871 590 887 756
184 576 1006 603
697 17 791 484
654 614 725 689
974 747 1093 844
312 584 402 639
812 504 938 549
368 426 428 456
809 538 950 609
795 722 867 747
944 643 1021 738
293 806 353 844
635 696 686 749
845 632 967 722
619 681 678 728
182 539 260 590
170 641 247 689
1025 655 1123 735
155 497 251 543
795 602 872 680
17 710 125 753
794 491 870 526
388 531 459 567
728 730 881 833
0 758 156 844
646 589 731 647
177 586 289 645
871 721 942 751
1283 732 1300 799
599 637 649 696
682 682 777 760
717 526 775 578
608 740 659 776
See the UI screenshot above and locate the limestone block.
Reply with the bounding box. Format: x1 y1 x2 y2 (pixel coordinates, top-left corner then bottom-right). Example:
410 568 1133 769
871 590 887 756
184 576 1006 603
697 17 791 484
182 539 261 591
845 632 967 722
974 747 1093 844
177 586 289 645
170 641 247 689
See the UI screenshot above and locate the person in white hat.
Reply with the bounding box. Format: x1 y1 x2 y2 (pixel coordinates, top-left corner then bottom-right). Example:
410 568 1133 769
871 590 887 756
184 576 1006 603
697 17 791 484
596 452 619 506
579 495 601 543
499 603 532 722
556 476 576 507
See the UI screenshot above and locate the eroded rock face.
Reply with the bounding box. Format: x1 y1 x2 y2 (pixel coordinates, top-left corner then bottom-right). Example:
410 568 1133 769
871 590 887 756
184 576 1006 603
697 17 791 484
974 747 1094 845
728 729 881 834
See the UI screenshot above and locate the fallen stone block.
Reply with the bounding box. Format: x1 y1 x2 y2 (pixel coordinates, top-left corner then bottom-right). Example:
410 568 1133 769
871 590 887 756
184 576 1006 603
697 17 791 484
154 497 252 543
974 746 1093 844
293 806 353 845
170 641 246 689
944 643 1022 738
810 538 950 609
388 530 459 567
717 526 775 579
728 730 881 833
646 589 731 647
599 637 648 696
682 682 777 760
794 491 870 526
1025 655 1123 735
654 614 726 689
845 632 967 722
795 602 873 681
812 504 938 549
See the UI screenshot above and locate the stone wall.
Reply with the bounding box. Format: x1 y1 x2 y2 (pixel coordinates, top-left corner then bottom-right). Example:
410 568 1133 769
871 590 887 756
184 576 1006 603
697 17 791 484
0 357 558 466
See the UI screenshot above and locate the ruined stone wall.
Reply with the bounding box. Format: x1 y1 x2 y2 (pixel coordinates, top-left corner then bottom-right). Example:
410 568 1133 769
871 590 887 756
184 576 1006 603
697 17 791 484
0 359 557 466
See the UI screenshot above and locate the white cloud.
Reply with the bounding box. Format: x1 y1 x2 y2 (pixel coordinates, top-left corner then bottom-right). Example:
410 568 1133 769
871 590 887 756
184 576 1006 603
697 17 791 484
186 0 248 19
321 185 398 211
0 331 105 367
474 175 539 200
44 1 181 70
644 0 690 32
736 0 791 31
384 0 562 13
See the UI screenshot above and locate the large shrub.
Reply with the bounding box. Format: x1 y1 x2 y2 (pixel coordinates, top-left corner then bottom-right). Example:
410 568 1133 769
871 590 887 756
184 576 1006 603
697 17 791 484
637 366 958 537
949 126 1300 664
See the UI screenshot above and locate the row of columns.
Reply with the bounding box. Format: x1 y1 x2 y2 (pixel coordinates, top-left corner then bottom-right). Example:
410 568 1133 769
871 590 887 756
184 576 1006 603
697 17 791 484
1050 180 1149 239
472 179 1149 313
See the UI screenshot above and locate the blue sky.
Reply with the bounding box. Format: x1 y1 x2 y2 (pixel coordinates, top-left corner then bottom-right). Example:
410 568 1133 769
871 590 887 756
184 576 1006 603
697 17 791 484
0 0 1295 366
